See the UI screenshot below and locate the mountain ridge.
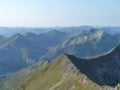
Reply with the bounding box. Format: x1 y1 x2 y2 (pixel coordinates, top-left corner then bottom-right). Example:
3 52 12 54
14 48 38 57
2 43 120 90
15 52 116 90
0 30 68 74
41 29 119 61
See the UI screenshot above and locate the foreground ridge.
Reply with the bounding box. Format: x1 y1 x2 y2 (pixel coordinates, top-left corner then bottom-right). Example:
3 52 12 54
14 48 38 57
16 50 120 90
2 44 120 90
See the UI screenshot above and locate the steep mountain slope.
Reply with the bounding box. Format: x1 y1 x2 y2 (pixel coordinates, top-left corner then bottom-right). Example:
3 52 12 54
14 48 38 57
0 34 48 74
12 53 115 90
0 54 108 90
2 43 120 90
0 29 120 75
0 60 48 90
0 30 68 74
23 30 69 48
37 30 69 48
14 45 120 90
42 29 119 60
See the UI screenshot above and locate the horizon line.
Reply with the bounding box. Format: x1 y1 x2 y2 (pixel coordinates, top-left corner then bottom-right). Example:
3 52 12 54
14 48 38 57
0 25 120 28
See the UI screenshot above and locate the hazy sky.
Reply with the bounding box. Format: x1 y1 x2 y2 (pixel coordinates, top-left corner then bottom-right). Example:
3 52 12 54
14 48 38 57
0 0 120 27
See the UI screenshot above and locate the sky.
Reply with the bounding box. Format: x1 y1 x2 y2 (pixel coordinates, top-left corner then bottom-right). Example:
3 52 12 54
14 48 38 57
0 0 120 27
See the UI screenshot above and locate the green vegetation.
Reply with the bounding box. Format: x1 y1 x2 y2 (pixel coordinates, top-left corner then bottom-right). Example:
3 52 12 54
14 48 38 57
1 53 119 90
1 28 120 90
0 60 47 90
117 84 120 90
17 54 67 90
15 54 113 90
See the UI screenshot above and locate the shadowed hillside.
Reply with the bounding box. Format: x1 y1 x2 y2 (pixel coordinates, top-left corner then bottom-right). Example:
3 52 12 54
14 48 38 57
14 44 120 90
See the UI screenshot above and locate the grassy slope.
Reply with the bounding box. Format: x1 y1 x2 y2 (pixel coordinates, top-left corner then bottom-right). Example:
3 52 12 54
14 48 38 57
0 61 48 90
16 54 113 90
0 54 115 90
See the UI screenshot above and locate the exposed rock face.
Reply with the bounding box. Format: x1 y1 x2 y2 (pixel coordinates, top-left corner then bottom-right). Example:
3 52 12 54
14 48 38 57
63 29 104 46
43 29 119 60
64 44 120 87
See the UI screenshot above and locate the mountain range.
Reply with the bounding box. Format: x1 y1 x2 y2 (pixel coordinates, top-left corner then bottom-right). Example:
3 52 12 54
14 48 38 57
0 30 68 74
0 26 120 36
0 29 120 75
41 29 120 60
0 28 120 90
1 43 120 90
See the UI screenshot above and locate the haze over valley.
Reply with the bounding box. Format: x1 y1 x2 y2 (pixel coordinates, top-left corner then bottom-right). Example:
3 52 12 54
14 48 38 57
0 0 120 90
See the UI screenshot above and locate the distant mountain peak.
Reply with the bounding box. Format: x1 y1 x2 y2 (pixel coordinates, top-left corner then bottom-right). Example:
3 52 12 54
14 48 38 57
45 30 66 36
83 29 104 36
11 33 23 41
13 33 22 37
88 29 104 39
64 29 104 46
23 32 37 37
89 28 104 32
48 30 62 33
79 29 104 38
